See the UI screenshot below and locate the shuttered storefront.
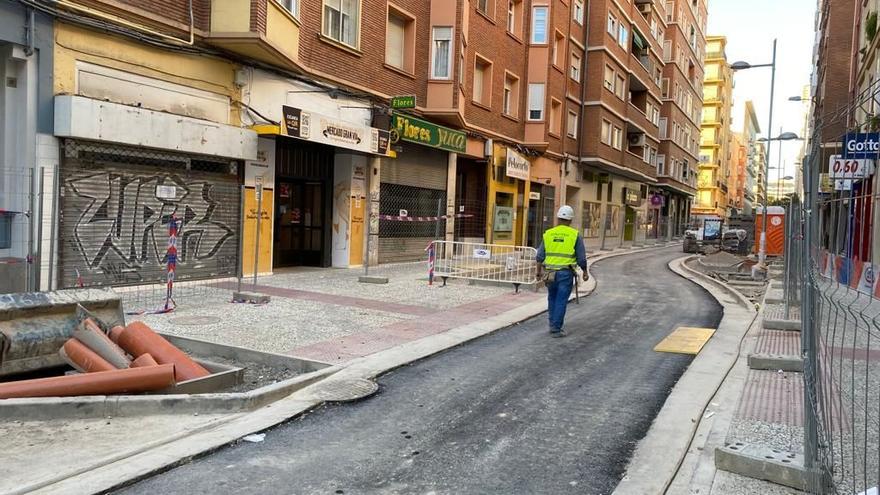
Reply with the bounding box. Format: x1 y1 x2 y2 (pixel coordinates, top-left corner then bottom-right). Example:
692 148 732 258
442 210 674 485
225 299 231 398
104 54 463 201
59 140 241 288
378 143 448 263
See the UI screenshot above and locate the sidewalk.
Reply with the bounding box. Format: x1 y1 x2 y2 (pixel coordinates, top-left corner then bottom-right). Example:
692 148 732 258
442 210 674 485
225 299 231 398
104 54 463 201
2 242 682 495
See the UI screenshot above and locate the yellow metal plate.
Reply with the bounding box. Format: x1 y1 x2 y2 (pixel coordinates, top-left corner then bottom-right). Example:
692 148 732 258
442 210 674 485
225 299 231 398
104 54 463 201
653 327 717 355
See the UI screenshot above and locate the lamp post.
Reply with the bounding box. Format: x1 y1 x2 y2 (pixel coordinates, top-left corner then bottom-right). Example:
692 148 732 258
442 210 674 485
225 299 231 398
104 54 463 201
731 39 777 265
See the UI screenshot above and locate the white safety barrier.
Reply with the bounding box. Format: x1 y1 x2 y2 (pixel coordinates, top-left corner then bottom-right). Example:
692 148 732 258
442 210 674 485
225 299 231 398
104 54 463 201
431 241 538 292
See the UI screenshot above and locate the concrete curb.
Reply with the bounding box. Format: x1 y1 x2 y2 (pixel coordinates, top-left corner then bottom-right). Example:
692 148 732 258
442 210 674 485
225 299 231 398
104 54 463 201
36 243 680 495
763 318 801 331
613 256 759 495
747 353 803 372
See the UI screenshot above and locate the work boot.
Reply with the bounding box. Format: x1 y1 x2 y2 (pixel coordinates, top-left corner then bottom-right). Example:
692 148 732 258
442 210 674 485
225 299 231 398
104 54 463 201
551 330 567 338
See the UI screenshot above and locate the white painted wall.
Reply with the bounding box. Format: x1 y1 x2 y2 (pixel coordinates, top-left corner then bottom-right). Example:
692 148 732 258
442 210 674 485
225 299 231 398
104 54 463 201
242 68 372 129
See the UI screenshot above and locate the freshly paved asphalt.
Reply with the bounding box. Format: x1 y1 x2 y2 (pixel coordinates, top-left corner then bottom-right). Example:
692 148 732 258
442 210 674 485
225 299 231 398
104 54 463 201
118 247 722 495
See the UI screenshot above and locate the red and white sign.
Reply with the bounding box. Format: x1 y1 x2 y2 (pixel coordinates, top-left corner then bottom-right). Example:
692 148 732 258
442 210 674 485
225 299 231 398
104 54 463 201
828 155 875 179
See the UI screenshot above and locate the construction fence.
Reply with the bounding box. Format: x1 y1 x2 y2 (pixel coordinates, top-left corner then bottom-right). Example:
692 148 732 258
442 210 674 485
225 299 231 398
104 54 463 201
797 77 880 494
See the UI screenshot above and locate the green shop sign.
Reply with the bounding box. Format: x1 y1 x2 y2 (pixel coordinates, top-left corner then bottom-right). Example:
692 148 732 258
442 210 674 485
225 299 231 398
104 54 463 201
391 114 467 153
390 95 416 109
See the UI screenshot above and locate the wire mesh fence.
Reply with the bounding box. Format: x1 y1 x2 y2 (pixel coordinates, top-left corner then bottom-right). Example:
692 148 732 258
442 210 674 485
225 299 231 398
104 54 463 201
0 167 37 294
799 77 880 494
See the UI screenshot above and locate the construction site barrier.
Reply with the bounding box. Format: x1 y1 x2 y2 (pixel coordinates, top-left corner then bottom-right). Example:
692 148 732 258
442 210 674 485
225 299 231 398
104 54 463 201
431 241 538 292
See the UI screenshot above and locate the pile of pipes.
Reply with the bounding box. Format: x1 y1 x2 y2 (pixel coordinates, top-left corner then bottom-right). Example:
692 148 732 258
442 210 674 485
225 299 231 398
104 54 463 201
0 319 210 399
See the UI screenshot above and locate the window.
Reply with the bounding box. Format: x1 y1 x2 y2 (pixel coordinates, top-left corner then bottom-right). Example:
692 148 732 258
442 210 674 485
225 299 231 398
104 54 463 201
574 0 584 24
459 45 466 86
477 0 490 15
570 52 581 81
550 99 562 134
528 83 545 121
323 0 360 47
616 74 626 100
603 65 615 91
607 14 618 37
503 73 519 117
531 6 549 44
651 105 660 125
657 154 666 175
0 214 10 249
612 126 623 150
567 110 578 138
281 0 299 17
665 2 673 21
659 117 667 138
553 31 565 67
663 40 672 62
473 56 493 105
661 78 670 98
601 119 612 144
618 24 628 49
386 10 415 73
431 27 453 79
508 0 516 32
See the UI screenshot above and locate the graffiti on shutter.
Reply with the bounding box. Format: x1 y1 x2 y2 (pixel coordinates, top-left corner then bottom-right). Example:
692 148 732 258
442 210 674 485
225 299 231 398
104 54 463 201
60 161 240 288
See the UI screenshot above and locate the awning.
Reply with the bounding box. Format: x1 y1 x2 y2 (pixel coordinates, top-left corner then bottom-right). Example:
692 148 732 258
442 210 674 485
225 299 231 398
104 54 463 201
633 31 646 51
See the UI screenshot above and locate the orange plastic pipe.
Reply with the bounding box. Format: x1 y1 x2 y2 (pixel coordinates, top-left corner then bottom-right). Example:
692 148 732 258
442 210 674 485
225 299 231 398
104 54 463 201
131 353 159 368
114 322 210 381
109 326 125 343
0 364 175 398
61 339 117 373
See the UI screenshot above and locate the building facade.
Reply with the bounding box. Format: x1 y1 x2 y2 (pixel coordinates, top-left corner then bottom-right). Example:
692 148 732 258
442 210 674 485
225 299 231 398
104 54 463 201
656 0 706 236
0 0 709 294
742 100 762 215
695 35 733 220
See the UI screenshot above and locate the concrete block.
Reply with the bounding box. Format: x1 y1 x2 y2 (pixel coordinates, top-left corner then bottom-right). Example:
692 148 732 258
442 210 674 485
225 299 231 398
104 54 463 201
765 290 785 304
232 291 271 304
358 276 389 284
715 442 821 491
748 353 804 372
763 318 801 331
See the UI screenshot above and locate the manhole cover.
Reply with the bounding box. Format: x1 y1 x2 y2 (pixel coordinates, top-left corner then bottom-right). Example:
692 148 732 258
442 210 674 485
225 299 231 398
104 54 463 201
306 378 379 402
170 315 221 326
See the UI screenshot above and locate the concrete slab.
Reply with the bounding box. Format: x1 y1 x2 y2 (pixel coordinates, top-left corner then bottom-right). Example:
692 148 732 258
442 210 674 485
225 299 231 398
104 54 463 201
747 353 803 372
715 442 816 491
763 318 801 331
357 276 389 284
231 291 271 304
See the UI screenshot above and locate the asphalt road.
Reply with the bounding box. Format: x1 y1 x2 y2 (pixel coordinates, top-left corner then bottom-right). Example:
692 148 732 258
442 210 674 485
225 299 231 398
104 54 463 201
119 247 722 495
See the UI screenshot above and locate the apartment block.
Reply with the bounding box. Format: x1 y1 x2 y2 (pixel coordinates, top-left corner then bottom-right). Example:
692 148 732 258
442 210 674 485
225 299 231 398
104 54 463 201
695 35 733 220
657 0 706 236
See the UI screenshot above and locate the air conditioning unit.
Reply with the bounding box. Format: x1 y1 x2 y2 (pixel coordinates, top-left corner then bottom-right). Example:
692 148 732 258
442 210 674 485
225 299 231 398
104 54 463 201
628 134 646 147
639 3 652 15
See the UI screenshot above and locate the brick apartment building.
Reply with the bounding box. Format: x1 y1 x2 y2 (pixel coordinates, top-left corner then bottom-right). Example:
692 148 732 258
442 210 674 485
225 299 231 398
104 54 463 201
1 0 708 291
656 0 705 236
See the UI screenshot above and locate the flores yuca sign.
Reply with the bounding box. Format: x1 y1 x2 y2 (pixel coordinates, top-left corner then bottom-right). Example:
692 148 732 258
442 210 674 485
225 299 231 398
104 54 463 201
391 114 466 153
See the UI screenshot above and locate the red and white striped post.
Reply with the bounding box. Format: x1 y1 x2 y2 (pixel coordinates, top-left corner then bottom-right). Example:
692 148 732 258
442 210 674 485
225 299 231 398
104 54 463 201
426 241 435 286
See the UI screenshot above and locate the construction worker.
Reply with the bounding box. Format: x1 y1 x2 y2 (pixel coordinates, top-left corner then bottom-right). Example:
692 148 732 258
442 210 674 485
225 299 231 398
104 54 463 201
536 205 588 338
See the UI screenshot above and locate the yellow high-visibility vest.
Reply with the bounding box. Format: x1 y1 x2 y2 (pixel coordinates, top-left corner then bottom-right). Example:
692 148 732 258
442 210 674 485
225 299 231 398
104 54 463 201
542 225 579 270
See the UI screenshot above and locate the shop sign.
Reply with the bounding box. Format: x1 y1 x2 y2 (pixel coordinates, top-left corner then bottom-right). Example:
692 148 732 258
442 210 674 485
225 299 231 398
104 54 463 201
835 179 853 191
245 138 276 188
391 114 467 153
529 191 541 200
828 155 875 179
624 188 641 207
390 95 417 109
505 148 530 180
282 105 390 155
843 132 880 159
649 193 665 209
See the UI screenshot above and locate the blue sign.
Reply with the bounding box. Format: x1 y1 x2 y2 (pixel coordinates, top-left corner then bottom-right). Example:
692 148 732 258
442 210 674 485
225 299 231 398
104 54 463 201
843 132 880 158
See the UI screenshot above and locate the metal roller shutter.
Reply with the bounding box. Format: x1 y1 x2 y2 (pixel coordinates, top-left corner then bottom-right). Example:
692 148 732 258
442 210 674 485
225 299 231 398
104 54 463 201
378 144 449 263
58 140 241 288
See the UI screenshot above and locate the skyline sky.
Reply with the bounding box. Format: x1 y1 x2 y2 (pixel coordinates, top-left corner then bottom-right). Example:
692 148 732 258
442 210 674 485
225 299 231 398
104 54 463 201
706 0 815 183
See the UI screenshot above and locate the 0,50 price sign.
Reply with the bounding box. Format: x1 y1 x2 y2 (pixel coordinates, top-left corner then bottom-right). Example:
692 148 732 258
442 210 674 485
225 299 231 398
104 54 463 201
828 155 875 179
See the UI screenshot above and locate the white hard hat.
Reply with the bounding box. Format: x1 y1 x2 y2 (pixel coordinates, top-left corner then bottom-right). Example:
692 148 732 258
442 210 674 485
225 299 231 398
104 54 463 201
557 205 575 220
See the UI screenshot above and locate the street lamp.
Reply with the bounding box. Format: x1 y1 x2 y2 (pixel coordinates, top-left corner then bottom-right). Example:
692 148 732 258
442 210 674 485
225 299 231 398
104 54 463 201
730 39 778 265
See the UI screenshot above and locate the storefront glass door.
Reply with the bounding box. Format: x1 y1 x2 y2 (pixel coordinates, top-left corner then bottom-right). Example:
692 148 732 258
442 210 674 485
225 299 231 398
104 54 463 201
275 180 325 267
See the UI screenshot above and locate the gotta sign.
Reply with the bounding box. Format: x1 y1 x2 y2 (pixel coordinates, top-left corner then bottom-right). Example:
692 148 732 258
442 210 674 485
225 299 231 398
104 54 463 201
282 105 390 155
828 155 875 179
391 114 467 153
843 132 880 158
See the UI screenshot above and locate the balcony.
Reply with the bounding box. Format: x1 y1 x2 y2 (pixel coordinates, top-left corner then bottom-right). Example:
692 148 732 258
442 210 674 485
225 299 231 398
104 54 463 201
208 0 301 69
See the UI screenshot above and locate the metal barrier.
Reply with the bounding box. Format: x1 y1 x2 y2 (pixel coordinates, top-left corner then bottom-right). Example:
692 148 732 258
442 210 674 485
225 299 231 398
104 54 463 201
431 241 538 292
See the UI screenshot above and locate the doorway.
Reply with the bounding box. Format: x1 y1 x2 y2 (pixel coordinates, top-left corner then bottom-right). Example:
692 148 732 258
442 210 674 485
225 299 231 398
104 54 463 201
275 181 326 267
624 206 636 241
